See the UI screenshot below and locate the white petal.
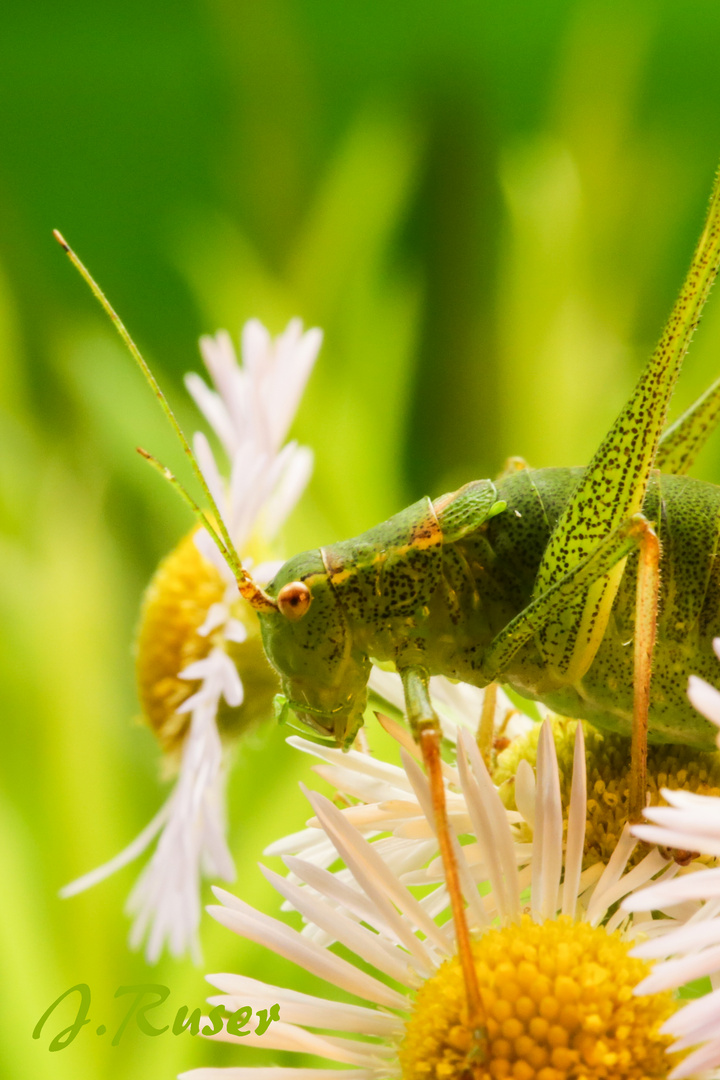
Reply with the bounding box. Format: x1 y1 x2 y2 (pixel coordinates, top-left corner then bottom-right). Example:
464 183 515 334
663 985 720 1037
209 888 407 1010
282 856 413 949
193 431 228 525
456 730 520 922
193 528 235 583
241 319 272 373
641 799 720 835
209 1019 389 1065
180 1070 375 1080
180 657 218 681
532 720 563 921
215 650 244 708
463 736 523 917
661 787 720 810
561 722 586 918
267 325 323 451
59 802 170 897
124 693 233 962
286 737 416 795
176 688 212 715
514 759 536 829
264 827 328 859
587 825 637 924
599 848 669 915
223 618 248 644
200 329 242 414
205 975 403 1037
306 787 451 957
197 602 230 637
688 674 720 728
623 868 720 912
634 943 720 994
633 824 720 858
627 921 720 964
310 764 415 808
185 371 237 458
259 865 421 987
669 1039 720 1079
261 446 314 539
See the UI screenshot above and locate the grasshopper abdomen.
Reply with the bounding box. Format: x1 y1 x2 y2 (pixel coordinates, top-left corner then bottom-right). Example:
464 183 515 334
477 467 720 748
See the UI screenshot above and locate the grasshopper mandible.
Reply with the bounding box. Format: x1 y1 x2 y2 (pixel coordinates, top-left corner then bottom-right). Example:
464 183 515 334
54 158 720 1035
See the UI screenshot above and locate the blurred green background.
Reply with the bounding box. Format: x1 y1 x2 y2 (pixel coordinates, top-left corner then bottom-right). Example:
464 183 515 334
4 1 720 1076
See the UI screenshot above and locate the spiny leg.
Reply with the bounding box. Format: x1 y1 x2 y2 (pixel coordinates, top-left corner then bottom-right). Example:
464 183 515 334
474 509 660 812
477 513 647 683
656 374 720 475
475 511 660 818
400 667 482 1034
629 519 661 823
530 165 720 684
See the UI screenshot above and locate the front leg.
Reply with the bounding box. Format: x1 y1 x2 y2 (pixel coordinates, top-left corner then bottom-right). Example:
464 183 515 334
629 517 661 822
400 665 482 1044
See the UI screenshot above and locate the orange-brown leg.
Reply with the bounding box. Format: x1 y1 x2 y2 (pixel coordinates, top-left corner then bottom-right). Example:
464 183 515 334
401 667 482 1032
629 520 661 823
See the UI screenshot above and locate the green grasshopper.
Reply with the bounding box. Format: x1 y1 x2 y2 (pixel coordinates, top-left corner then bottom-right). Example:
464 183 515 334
255 167 720 821
54 159 720 1033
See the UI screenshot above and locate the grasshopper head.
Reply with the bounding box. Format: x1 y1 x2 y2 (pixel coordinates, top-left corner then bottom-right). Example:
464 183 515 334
258 550 371 748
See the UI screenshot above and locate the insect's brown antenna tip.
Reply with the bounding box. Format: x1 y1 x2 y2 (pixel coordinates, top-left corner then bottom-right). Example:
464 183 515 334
137 445 174 479
52 229 70 253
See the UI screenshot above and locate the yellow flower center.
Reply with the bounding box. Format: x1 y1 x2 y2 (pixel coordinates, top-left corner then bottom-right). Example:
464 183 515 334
493 718 720 867
400 916 679 1080
135 529 278 754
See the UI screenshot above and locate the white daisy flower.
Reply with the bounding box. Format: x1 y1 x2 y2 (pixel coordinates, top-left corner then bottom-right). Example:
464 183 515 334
620 637 720 1079
180 719 693 1080
622 801 720 1079
264 673 536 933
268 681 703 936
61 317 322 963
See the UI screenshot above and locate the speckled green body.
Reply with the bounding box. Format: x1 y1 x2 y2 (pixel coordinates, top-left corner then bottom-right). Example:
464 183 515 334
258 164 720 751
260 466 720 749
473 467 720 748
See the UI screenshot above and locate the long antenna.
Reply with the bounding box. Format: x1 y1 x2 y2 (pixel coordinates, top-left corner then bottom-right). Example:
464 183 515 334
53 230 277 613
136 447 233 561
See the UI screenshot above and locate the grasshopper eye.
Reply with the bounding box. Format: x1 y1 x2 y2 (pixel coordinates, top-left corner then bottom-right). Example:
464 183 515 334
277 581 312 620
